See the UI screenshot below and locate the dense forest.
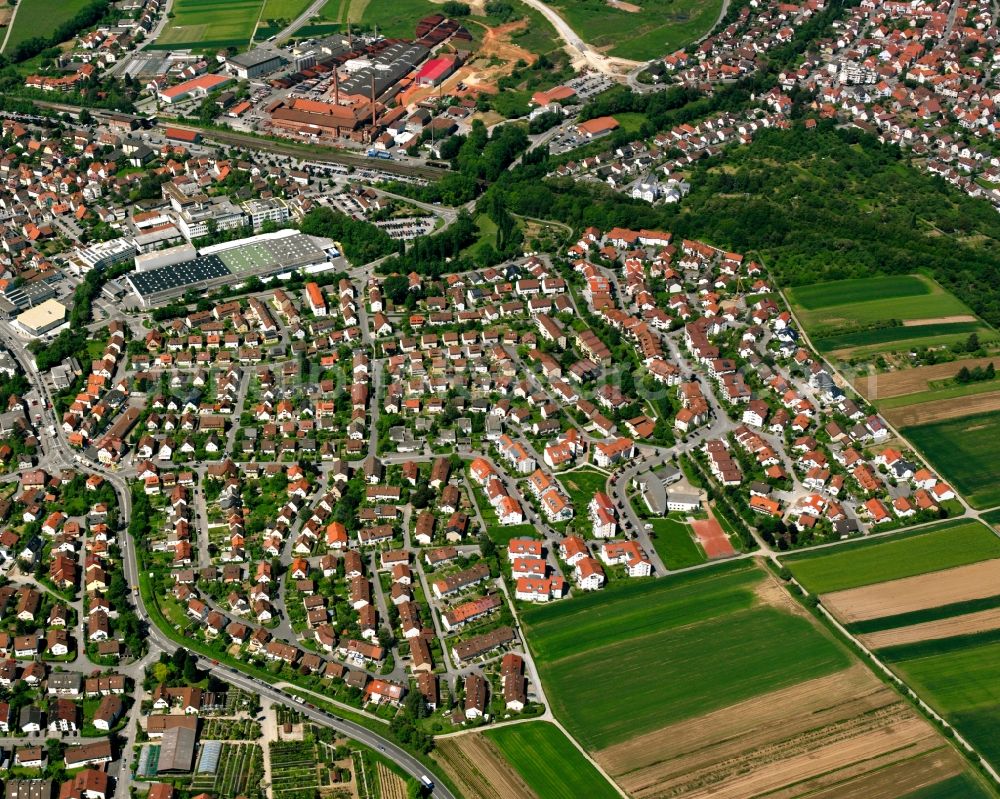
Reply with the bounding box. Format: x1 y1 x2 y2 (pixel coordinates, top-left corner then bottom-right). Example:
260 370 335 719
488 123 1000 327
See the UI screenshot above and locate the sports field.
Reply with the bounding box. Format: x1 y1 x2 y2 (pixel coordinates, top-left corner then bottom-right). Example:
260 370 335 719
523 563 848 749
550 0 724 60
895 636 1000 767
3 0 91 52
784 521 1000 594
904 411 1000 509
484 723 619 799
151 0 264 50
648 516 705 569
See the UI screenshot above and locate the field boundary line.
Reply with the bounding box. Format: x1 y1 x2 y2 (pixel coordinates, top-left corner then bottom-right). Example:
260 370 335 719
781 570 1000 788
0 0 20 53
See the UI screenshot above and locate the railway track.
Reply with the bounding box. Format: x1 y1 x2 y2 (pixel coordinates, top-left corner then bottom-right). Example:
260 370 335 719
25 99 446 181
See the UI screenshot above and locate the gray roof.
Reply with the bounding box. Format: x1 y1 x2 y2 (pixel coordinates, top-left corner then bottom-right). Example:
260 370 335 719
158 725 197 773
228 49 284 69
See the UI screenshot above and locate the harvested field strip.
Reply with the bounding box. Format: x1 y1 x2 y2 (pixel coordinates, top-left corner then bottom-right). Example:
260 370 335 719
848 593 1000 634
821 559 1000 623
879 627 1000 663
798 748 969 799
887 389 1000 427
433 735 539 799
600 666 953 799
861 608 1000 651
667 717 945 799
784 521 1000 594
852 357 1000 399
596 665 891 777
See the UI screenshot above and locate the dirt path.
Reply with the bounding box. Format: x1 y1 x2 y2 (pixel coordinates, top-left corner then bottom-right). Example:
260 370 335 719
903 315 978 326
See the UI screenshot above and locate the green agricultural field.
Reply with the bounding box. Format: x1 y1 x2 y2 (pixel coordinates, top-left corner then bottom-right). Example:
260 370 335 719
790 275 933 311
3 0 92 52
557 467 608 511
787 274 989 358
813 321 994 356
485 722 619 799
904 411 1000 509
151 0 264 50
900 774 998 799
521 561 758 663
789 274 971 329
542 605 849 749
785 522 1000 594
895 637 1000 768
648 516 705 569
523 563 848 749
550 0 724 60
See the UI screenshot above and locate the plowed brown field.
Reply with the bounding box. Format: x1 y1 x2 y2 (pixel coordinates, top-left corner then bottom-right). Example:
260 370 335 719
595 664 961 799
861 606 1000 649
821 559 1000 623
434 735 539 799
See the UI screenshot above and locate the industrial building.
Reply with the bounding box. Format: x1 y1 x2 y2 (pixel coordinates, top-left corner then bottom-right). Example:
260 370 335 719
226 49 285 79
15 299 68 337
158 73 233 105
241 197 292 231
67 239 138 276
126 230 336 308
134 243 197 272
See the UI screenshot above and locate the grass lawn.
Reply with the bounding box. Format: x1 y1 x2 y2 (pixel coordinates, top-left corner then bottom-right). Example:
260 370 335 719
904 411 1000 509
557 467 608 513
613 112 649 133
484 722 619 799
550 0 724 60
151 0 264 50
648 516 705 569
895 637 1000 769
488 523 539 545
356 0 438 38
785 521 1000 594
542 605 849 749
3 0 92 52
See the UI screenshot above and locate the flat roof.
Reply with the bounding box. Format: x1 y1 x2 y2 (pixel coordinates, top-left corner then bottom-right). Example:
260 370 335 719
228 49 284 68
128 254 230 298
16 299 66 331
